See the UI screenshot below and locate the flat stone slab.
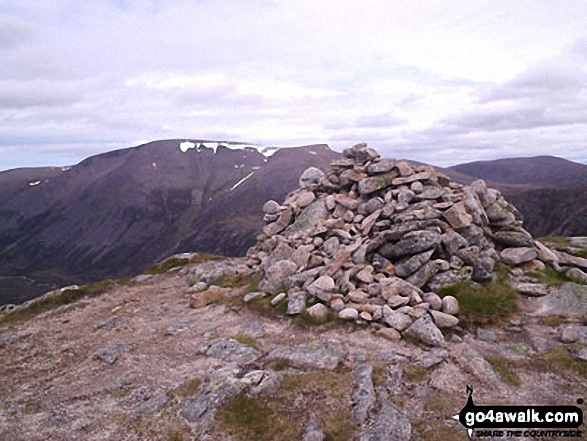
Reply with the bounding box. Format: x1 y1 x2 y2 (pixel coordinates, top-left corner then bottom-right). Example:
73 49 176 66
199 338 261 365
267 341 347 370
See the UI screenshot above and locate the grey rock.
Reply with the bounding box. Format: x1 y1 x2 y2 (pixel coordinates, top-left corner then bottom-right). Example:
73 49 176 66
442 296 459 315
263 200 282 214
429 310 459 328
443 201 472 229
339 308 359 320
358 198 385 216
165 318 196 336
97 343 130 365
383 306 413 331
94 316 121 331
422 292 443 311
187 281 208 293
405 260 440 288
296 190 317 208
427 267 472 291
199 338 261 365
392 171 430 186
180 382 241 430
303 413 326 441
501 247 538 266
477 328 497 342
307 303 329 319
359 401 411 441
287 291 307 315
404 315 445 347
259 259 298 294
516 283 549 297
299 167 325 188
417 186 443 200
575 349 587 361
263 207 293 236
353 364 375 425
379 230 441 260
244 291 265 303
267 341 347 370
560 325 587 344
358 172 398 195
470 179 495 207
395 250 434 278
136 395 168 416
566 267 587 283
285 199 329 236
494 229 534 247
441 231 469 255
322 236 341 256
417 348 448 369
239 320 265 338
307 275 337 302
271 292 286 306
367 158 397 174
133 274 155 283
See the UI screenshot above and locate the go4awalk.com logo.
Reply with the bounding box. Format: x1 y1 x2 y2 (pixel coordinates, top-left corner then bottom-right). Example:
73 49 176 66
453 386 584 438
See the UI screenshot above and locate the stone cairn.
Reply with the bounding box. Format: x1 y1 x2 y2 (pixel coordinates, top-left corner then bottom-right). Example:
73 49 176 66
245 143 557 345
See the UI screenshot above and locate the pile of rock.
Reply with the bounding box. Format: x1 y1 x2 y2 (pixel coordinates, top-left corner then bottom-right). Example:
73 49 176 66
246 143 560 345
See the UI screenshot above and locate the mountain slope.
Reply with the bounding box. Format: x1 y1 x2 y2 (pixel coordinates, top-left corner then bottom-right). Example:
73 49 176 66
447 155 587 189
0 140 339 298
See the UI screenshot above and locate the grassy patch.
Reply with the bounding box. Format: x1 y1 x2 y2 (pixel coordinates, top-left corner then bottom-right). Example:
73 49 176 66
231 333 259 349
218 392 296 441
416 393 468 441
144 258 190 275
437 279 518 330
539 316 567 327
216 370 355 441
266 358 291 371
529 268 578 287
168 378 202 399
213 272 262 291
485 356 521 387
535 347 587 380
402 364 428 383
80 279 117 295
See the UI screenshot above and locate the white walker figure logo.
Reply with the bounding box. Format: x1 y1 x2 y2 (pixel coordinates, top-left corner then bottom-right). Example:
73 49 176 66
453 386 584 438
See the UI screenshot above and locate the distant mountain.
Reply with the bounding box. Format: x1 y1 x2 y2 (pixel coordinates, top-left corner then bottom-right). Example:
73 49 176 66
445 155 587 238
447 155 587 189
0 140 339 303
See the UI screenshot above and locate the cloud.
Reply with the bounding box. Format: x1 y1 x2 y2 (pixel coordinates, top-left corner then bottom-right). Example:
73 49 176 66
0 19 35 49
355 113 406 128
0 80 82 108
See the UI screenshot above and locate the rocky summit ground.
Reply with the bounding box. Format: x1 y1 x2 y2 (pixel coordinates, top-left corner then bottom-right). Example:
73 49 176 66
1 252 586 441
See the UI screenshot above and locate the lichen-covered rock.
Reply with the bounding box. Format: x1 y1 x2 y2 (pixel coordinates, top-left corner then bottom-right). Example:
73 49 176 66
404 315 445 347
267 341 347 370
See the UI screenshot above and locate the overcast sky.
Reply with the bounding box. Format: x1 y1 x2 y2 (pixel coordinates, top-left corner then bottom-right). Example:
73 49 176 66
1 0 587 170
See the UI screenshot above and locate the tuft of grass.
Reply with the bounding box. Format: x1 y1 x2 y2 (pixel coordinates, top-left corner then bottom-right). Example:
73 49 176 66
217 370 355 441
417 393 469 441
168 378 202 399
485 355 521 387
266 358 291 371
529 268 580 287
80 279 117 295
539 315 567 327
218 392 293 441
231 333 259 349
437 279 518 330
535 347 587 380
213 272 262 291
144 258 189 275
402 364 428 383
